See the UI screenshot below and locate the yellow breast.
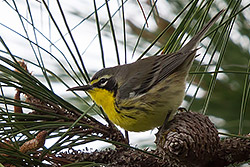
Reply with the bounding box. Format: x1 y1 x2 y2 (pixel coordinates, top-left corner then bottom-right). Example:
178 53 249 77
88 88 137 129
87 87 168 132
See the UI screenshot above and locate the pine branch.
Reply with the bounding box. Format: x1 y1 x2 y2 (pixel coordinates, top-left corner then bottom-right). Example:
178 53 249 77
55 112 250 167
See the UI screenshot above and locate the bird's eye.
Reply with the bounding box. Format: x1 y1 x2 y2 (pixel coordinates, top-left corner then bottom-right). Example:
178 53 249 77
99 78 108 87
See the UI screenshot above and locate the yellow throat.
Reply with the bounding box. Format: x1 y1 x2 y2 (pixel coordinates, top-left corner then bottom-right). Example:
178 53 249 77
88 88 115 115
87 87 140 131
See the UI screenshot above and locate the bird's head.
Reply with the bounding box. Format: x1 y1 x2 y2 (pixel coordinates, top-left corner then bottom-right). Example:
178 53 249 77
67 68 118 106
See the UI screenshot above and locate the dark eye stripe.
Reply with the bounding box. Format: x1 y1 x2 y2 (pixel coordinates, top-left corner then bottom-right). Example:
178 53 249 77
93 77 118 96
99 78 107 84
92 78 108 88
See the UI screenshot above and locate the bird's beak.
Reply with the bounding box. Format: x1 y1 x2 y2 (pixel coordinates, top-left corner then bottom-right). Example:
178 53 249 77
67 85 93 91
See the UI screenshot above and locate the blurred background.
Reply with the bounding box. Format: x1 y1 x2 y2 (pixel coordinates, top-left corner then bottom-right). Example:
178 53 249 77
0 0 249 153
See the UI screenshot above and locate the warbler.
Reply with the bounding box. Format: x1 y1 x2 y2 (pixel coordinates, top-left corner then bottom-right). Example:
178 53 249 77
68 10 223 132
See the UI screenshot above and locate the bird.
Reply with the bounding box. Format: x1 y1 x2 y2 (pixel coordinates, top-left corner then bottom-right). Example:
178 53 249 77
68 10 224 132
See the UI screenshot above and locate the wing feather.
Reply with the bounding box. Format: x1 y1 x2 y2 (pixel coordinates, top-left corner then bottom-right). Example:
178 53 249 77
117 49 197 99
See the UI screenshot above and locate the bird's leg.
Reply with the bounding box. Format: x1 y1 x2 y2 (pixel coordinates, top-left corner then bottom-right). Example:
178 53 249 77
155 110 172 145
125 130 129 144
155 108 189 144
161 111 172 131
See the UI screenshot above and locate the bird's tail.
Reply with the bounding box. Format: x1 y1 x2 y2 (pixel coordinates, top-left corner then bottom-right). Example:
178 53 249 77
180 9 224 53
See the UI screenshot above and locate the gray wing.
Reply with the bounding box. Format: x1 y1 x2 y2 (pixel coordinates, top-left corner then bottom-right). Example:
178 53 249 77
117 50 196 99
